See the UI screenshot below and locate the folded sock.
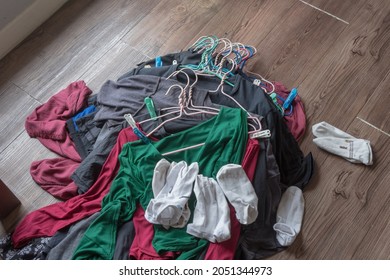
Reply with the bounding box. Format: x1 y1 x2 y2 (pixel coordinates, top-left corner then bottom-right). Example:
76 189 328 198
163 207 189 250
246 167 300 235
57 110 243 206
216 164 258 225
273 186 304 246
312 121 373 165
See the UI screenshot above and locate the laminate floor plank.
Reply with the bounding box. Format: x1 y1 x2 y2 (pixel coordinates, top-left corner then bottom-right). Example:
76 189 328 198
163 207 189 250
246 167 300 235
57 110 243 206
187 0 297 50
240 0 348 88
296 0 390 163
300 0 367 23
122 0 229 58
1 0 157 103
352 195 390 259
0 132 59 235
79 42 150 92
0 84 41 153
356 69 390 134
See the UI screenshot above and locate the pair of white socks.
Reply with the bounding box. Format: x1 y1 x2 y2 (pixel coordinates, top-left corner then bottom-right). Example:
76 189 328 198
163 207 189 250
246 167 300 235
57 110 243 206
187 164 259 243
312 121 373 165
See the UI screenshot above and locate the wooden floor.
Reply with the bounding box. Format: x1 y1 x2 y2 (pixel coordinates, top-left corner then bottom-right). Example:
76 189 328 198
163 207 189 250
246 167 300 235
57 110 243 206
0 0 389 260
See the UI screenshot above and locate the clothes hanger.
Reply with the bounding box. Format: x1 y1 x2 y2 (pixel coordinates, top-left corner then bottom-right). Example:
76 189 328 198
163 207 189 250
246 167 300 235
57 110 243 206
175 67 220 116
184 38 264 135
138 68 222 138
205 56 263 135
185 36 271 138
126 36 269 145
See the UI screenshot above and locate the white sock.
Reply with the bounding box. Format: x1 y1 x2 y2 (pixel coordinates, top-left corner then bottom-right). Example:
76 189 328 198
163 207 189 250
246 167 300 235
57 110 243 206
313 137 373 165
273 186 304 246
312 121 373 165
186 175 231 243
145 160 198 228
216 164 258 225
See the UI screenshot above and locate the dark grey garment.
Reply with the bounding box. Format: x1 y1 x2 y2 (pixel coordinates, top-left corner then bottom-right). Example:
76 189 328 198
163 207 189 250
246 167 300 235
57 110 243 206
114 220 136 260
66 110 101 160
46 212 100 259
117 50 205 81
71 120 124 194
65 94 100 159
93 74 216 135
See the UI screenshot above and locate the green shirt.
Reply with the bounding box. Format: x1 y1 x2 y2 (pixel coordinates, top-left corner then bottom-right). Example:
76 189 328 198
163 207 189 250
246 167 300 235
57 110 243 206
73 107 248 260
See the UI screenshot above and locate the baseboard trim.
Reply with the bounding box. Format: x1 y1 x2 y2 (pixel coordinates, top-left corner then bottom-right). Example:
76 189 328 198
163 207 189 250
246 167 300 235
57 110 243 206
0 0 68 60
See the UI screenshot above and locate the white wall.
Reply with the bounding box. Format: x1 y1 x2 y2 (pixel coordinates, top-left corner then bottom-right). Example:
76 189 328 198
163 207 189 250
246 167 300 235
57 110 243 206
0 0 68 60
0 0 35 29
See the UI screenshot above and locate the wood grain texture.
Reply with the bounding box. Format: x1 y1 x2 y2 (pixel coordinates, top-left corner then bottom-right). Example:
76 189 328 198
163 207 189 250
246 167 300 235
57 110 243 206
301 0 367 23
188 0 296 47
79 42 150 92
0 132 59 235
3 0 157 103
296 0 390 160
0 84 41 152
122 0 229 57
357 69 390 134
243 0 348 88
270 118 390 259
0 0 390 260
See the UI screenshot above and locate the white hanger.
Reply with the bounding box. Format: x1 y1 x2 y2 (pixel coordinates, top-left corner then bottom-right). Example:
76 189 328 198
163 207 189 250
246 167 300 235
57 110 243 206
139 68 221 138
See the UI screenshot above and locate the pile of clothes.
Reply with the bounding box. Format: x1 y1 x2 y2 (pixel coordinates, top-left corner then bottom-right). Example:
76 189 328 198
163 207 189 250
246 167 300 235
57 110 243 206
0 36 314 260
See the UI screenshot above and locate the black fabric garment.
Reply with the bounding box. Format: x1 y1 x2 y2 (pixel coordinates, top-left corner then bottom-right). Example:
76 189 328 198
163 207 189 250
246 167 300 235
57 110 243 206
235 138 285 259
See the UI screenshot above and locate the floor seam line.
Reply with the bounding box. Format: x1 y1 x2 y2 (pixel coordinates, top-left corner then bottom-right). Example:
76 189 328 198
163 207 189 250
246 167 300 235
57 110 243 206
298 0 350 25
356 117 390 137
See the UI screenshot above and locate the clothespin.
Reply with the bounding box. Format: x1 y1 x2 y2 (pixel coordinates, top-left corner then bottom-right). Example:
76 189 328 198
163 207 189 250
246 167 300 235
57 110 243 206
253 79 261 86
155 56 163 67
124 114 151 144
250 129 271 139
270 93 284 114
282 88 298 110
144 97 157 120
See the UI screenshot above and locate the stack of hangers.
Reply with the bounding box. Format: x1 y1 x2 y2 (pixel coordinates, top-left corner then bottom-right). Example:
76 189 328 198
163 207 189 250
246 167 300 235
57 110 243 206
0 36 314 260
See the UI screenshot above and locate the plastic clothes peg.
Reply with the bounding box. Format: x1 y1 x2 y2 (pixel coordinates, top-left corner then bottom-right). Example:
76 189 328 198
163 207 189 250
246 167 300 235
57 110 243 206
155 56 163 67
144 97 157 120
283 88 298 110
124 114 151 144
250 129 271 139
270 93 284 114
